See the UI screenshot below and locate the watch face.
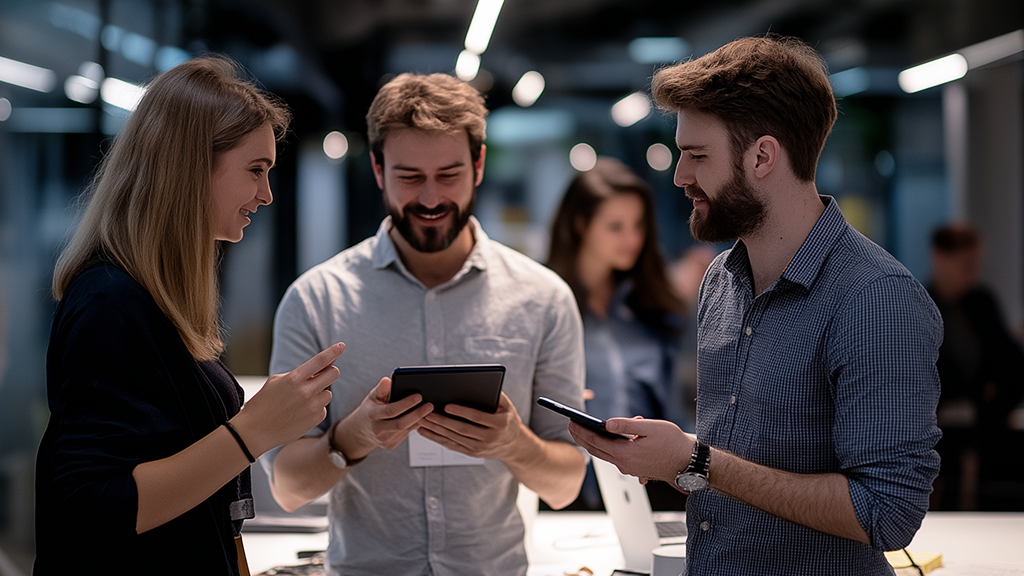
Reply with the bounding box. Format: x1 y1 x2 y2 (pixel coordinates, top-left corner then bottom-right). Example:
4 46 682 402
328 450 348 469
675 472 708 492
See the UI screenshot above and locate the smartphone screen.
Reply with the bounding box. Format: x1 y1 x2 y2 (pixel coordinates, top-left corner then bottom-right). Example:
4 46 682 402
536 396 631 439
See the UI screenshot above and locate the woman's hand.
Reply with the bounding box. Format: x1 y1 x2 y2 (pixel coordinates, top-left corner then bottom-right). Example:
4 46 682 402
234 342 344 456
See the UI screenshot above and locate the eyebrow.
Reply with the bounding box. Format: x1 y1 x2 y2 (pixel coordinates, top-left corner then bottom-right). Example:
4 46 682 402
252 157 276 168
392 161 466 172
677 144 709 152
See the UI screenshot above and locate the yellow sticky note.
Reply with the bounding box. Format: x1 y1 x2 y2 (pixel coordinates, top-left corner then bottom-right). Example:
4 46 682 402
884 550 943 575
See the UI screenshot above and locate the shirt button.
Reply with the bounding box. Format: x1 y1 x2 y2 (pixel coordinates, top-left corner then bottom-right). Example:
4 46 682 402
428 497 439 509
729 395 737 405
700 521 710 531
744 326 753 336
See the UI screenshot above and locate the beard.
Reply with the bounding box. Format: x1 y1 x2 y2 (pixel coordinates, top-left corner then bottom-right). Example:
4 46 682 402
384 188 476 253
688 168 766 243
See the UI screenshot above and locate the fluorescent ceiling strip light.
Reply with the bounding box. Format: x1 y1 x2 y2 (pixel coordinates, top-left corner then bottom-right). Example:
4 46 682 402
512 71 545 107
456 50 481 81
464 0 505 54
897 29 1023 93
101 77 146 111
0 56 57 92
898 53 968 93
959 29 1024 68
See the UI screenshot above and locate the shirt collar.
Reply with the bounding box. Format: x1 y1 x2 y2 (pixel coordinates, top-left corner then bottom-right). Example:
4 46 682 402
370 215 490 280
723 195 846 292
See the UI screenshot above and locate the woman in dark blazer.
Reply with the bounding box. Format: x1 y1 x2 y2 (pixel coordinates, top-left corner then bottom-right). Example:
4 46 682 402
35 56 343 574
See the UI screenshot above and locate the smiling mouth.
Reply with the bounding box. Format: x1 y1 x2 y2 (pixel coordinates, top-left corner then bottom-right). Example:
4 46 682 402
410 207 452 223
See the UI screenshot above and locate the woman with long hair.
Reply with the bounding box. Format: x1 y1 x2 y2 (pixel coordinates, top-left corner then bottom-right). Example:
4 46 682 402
548 156 683 420
35 56 342 574
547 156 685 508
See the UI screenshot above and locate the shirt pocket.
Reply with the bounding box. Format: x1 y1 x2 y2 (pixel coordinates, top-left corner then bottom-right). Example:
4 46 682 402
463 335 531 359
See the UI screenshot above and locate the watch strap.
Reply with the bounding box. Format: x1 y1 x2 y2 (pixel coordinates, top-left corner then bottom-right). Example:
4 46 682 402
686 439 711 476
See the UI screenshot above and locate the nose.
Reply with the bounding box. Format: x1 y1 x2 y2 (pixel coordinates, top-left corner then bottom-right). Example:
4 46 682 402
257 179 273 206
673 158 694 189
417 178 442 208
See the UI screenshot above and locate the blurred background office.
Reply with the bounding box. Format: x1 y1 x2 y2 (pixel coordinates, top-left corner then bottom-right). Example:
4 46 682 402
0 0 1022 570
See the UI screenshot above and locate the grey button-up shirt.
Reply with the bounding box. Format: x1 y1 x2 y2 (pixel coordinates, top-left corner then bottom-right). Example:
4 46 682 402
267 217 585 576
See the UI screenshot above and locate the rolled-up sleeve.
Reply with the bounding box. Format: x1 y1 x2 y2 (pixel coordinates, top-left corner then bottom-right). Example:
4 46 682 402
830 275 943 551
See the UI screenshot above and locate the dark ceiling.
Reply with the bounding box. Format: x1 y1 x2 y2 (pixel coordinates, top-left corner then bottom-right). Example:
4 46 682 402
187 0 1022 133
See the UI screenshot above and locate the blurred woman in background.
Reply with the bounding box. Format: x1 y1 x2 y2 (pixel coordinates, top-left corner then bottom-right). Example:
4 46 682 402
547 156 685 508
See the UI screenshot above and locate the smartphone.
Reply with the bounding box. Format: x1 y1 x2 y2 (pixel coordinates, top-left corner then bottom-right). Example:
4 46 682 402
536 396 630 440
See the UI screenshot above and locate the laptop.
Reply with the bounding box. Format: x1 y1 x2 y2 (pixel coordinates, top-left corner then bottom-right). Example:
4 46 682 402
593 457 687 573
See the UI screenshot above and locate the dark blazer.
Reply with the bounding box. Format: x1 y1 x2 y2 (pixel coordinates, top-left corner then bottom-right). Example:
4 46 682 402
35 262 249 575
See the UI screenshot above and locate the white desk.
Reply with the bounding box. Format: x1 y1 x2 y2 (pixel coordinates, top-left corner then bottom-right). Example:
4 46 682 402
242 511 1024 575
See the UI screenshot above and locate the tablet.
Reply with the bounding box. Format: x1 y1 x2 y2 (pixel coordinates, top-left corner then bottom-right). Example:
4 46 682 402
389 364 506 417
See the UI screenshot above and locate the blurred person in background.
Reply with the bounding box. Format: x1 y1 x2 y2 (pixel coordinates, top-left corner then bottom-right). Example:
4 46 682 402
667 244 718 433
546 156 685 509
35 56 343 575
928 222 1024 510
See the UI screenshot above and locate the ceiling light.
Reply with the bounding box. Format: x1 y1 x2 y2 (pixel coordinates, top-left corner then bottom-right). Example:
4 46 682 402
323 131 349 161
101 77 145 111
959 29 1024 68
456 50 481 81
465 0 505 55
0 56 57 92
898 53 968 93
611 92 651 127
512 71 544 107
569 143 597 172
65 75 99 103
0 98 11 121
646 143 673 171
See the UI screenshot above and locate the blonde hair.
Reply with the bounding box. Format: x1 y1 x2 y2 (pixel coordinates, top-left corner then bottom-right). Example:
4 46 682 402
53 56 291 360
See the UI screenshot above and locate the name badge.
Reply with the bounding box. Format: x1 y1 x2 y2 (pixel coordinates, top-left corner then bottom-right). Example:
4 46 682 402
408 430 485 467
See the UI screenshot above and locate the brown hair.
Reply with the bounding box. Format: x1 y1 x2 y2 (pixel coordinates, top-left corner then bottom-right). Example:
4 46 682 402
53 56 291 361
547 157 683 335
366 73 487 167
932 222 980 253
652 35 837 182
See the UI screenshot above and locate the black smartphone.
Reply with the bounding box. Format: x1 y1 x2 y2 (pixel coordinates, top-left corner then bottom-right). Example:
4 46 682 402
536 396 631 440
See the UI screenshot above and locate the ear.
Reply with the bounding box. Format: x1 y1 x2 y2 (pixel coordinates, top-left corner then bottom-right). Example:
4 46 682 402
751 136 780 179
370 151 385 190
473 144 487 186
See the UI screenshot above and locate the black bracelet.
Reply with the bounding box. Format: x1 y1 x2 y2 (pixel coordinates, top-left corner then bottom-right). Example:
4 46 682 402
223 421 256 463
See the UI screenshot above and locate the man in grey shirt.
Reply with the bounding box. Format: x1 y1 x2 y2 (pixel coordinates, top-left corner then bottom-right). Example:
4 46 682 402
264 72 587 576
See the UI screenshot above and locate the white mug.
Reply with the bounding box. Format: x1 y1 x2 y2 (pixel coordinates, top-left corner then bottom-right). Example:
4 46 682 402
652 543 687 576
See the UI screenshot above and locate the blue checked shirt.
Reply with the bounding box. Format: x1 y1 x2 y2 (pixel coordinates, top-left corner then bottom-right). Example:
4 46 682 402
686 197 942 576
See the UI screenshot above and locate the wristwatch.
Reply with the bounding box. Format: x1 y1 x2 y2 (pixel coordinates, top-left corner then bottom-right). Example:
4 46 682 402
674 439 711 492
326 420 360 470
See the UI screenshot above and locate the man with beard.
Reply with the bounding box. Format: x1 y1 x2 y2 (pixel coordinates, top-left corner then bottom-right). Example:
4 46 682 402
568 36 942 575
264 73 587 576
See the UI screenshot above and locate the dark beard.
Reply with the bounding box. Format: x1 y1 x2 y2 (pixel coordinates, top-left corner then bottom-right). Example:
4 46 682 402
384 190 476 253
688 169 766 243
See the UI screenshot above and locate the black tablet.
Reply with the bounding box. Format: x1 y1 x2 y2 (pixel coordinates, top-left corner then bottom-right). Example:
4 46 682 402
389 364 506 416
